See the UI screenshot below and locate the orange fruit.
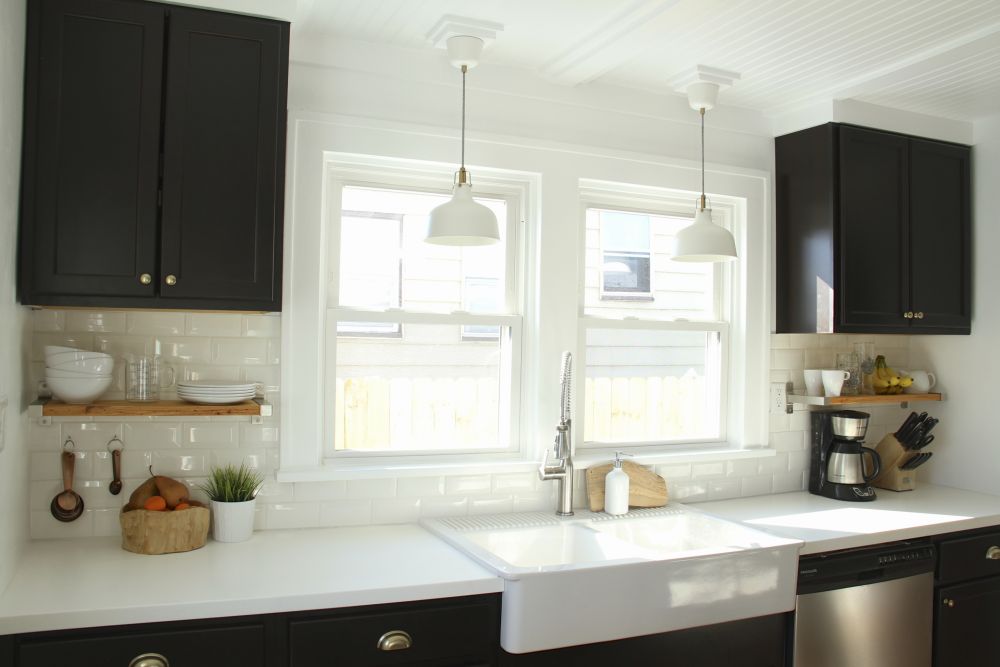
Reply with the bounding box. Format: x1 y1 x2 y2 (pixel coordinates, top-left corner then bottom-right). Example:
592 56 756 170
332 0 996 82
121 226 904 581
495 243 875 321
144 495 167 511
174 502 190 511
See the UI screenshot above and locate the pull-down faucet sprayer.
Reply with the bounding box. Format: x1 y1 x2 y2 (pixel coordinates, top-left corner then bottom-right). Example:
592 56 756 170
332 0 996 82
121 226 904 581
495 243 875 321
538 352 574 516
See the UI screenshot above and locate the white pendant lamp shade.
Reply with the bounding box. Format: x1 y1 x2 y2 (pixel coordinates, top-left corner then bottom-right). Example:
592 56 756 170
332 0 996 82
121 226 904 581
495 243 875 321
673 207 737 262
672 99 738 263
425 35 500 246
427 179 500 246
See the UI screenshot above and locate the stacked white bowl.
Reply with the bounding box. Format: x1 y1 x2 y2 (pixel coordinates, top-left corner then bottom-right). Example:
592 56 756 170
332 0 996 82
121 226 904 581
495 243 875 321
44 346 114 404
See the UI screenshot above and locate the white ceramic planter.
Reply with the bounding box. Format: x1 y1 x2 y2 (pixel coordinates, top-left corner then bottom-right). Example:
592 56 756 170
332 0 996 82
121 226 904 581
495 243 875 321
210 499 256 543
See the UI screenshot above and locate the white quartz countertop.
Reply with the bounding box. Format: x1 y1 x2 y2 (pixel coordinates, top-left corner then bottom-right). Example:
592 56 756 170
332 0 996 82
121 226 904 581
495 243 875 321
695 484 1000 555
0 524 503 636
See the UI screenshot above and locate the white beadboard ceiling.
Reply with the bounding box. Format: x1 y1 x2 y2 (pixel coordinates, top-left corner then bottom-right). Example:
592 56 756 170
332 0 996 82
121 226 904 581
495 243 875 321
291 0 1000 121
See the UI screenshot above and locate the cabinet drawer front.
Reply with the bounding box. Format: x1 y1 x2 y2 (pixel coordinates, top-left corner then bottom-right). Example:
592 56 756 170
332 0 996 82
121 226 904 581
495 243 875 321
938 531 1000 583
18 623 266 667
289 599 496 666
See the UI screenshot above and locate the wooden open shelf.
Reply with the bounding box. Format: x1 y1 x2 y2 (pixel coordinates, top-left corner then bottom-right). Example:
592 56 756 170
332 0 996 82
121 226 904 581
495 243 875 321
34 398 269 421
787 392 942 409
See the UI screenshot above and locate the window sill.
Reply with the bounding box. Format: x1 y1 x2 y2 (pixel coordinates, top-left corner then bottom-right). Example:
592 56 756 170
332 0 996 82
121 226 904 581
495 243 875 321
277 446 775 482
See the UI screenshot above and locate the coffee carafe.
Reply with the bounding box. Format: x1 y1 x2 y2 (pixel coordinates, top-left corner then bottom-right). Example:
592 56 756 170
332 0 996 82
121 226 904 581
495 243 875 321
809 410 881 502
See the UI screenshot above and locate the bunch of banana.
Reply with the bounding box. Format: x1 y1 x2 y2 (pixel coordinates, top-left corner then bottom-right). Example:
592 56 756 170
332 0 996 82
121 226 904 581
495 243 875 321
873 355 913 394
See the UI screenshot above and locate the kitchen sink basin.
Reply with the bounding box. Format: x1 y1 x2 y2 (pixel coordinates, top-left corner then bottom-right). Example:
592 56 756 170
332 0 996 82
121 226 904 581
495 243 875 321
423 505 802 653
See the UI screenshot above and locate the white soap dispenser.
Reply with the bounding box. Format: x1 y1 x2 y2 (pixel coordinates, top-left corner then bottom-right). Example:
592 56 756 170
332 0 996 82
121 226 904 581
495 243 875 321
604 451 630 515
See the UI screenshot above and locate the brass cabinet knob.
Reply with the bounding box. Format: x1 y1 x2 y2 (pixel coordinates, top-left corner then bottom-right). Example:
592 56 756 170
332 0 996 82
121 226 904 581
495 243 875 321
903 311 914 319
986 546 1000 560
164 274 177 286
914 311 925 319
377 630 413 651
129 654 170 667
139 273 152 285
943 598 956 608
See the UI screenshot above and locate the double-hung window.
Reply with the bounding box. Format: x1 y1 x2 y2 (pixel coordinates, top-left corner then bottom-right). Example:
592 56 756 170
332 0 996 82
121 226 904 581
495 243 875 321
580 197 730 448
328 184 521 457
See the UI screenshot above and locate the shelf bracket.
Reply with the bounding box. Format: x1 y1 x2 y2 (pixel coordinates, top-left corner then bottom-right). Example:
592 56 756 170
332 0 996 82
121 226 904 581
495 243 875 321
252 397 273 425
30 400 51 426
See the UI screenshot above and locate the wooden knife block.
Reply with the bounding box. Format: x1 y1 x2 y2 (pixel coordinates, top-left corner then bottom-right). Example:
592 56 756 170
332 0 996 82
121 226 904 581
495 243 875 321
871 433 917 492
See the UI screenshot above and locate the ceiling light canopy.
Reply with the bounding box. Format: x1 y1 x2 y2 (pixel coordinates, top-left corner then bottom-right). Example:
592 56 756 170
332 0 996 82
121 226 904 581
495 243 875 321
425 34 500 246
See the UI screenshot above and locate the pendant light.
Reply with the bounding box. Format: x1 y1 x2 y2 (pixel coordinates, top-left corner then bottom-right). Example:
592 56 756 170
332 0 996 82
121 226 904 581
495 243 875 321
673 82 738 263
425 35 500 246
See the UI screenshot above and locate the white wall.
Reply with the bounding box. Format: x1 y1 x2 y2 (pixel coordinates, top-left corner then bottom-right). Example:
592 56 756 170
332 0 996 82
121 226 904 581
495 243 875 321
0 0 29 591
910 114 1000 495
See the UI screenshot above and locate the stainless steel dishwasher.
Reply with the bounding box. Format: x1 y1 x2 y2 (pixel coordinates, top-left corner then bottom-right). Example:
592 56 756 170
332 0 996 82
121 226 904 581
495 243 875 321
793 541 935 667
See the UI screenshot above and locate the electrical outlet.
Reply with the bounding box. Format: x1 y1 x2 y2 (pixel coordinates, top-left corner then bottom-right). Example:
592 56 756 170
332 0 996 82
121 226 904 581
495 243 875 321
769 382 787 415
0 395 7 453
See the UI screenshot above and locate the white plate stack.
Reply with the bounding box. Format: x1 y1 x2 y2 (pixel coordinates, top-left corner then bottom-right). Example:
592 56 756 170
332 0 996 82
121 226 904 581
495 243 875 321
177 381 258 405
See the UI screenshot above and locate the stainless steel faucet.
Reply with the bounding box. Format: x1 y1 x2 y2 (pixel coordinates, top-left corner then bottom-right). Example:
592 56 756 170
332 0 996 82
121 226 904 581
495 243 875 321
539 352 574 516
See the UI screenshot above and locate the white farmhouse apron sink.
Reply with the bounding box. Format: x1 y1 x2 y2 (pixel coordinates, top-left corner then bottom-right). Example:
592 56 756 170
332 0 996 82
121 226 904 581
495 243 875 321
423 505 801 653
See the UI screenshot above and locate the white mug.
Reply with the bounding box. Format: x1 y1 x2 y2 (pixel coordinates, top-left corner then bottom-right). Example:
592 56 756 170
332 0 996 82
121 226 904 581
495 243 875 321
821 369 851 397
901 370 937 394
804 370 824 396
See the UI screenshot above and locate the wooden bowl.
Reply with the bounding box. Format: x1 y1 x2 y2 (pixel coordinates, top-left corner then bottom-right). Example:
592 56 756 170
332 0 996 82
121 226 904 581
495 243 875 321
120 501 210 555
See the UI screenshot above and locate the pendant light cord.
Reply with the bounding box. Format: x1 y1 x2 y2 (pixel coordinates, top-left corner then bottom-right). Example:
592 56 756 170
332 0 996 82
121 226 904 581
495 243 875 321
700 107 706 210
461 64 468 172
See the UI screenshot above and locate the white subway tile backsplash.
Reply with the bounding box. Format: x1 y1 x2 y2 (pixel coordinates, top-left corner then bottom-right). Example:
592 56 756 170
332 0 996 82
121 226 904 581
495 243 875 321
266 503 320 530
33 310 65 332
420 496 469 518
93 509 122 537
212 338 269 365
772 471 806 494
691 462 725 479
470 497 514 515
346 478 396 499
320 500 373 527
670 481 709 502
61 422 122 451
293 481 347 502
65 311 127 333
124 422 181 449
372 498 421 524
31 510 95 539
186 313 243 337
210 448 272 472
445 475 492 496
157 337 212 364
33 333 95 360
396 476 445 497
243 314 281 338
151 450 209 477
740 475 774 497
121 451 153 478
126 312 185 336
491 473 536 494
256 480 295 503
707 478 741 501
183 423 238 449
770 430 806 452
94 334 157 358
240 424 280 446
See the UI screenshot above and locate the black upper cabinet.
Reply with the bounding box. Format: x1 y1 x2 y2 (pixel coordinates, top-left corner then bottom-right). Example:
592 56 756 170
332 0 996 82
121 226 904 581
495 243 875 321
775 123 971 334
19 0 288 311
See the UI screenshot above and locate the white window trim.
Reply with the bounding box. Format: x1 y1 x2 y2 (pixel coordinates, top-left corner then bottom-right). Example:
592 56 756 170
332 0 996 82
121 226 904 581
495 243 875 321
280 142 540 474
279 112 769 481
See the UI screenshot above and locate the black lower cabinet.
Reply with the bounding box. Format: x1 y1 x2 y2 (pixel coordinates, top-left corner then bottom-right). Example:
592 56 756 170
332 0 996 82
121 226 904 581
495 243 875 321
11 615 279 667
933 528 1000 666
288 595 500 666
499 613 788 667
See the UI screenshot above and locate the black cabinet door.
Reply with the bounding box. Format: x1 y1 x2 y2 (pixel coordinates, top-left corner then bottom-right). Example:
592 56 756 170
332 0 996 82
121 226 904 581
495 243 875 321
20 0 163 301
837 126 910 331
17 622 267 667
159 7 287 310
909 139 971 333
935 577 1000 666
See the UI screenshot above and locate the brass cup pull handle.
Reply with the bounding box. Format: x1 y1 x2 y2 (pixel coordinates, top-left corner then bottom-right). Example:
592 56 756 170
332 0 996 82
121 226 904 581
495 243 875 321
139 273 152 285
377 630 413 651
986 546 1000 560
164 274 177 286
943 598 955 608
129 653 170 667
903 311 914 319
914 311 925 319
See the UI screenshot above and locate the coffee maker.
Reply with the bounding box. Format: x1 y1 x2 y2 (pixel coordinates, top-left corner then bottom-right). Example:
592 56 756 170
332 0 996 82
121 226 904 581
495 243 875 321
809 410 881 502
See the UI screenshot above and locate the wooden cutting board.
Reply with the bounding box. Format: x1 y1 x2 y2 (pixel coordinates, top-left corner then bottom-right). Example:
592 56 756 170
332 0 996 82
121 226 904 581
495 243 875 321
586 460 668 512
